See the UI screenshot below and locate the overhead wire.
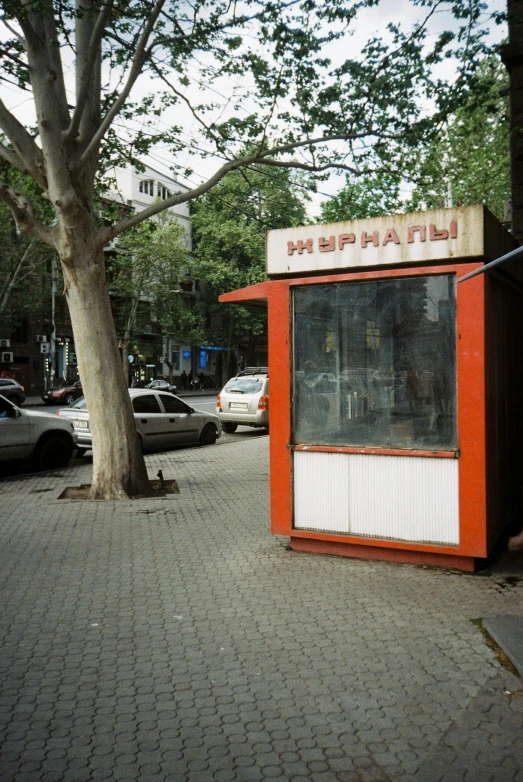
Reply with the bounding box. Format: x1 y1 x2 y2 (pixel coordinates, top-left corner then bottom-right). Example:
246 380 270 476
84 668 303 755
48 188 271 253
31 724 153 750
111 116 338 203
128 146 298 229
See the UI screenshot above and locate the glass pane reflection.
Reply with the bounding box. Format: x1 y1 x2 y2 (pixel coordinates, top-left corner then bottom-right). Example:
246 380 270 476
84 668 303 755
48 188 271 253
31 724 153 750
292 276 456 450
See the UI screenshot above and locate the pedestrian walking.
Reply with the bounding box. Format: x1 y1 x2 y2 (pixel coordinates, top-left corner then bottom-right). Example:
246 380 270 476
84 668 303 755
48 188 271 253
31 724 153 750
181 370 187 390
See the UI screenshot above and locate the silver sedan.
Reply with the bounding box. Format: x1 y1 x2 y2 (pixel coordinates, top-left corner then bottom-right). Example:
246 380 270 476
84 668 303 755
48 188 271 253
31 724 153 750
57 389 221 456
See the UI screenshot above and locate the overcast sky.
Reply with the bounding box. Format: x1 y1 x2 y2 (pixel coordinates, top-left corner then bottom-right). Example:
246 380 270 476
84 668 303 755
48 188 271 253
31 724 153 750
0 0 508 216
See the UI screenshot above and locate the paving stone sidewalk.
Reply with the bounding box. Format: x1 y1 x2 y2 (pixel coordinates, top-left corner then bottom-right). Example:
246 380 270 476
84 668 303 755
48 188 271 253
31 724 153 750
0 437 522 782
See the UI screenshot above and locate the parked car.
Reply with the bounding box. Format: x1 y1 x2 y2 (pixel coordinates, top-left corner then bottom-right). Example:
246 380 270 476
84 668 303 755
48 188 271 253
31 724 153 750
0 378 25 406
57 389 221 455
145 379 177 393
216 367 269 433
0 393 77 469
42 379 83 406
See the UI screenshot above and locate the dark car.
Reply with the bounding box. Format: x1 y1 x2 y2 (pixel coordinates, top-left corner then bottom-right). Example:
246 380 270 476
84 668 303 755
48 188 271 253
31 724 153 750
0 378 25 406
145 379 177 394
42 379 83 406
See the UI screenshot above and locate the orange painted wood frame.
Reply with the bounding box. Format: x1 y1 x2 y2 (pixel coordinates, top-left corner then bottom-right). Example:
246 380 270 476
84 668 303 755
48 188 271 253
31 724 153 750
220 262 487 565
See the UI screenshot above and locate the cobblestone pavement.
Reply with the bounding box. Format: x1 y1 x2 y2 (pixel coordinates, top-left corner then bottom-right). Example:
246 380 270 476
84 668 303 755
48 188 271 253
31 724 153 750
0 437 522 782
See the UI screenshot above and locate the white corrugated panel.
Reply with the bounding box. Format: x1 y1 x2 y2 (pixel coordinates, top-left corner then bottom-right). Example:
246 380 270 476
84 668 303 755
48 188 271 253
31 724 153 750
347 454 459 544
293 451 459 545
293 451 350 533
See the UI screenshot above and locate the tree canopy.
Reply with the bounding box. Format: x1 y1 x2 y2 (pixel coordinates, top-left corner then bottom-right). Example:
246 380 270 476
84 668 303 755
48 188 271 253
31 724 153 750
409 55 510 220
191 165 308 372
110 210 197 357
0 0 498 240
320 53 509 223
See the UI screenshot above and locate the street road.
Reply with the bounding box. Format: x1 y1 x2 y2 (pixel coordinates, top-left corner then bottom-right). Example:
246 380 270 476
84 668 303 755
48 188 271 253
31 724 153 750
2 394 268 478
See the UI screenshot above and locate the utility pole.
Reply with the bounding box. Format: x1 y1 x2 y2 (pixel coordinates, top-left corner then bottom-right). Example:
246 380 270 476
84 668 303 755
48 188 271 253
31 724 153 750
502 0 523 244
446 180 453 209
49 255 56 386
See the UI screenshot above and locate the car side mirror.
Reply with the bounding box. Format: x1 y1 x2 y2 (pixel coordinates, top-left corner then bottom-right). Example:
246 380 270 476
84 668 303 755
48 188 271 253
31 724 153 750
187 407 194 414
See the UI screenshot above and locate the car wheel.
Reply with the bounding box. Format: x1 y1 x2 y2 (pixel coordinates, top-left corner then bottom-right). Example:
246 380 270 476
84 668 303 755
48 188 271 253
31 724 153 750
64 393 76 405
33 436 73 470
199 424 217 446
222 422 238 434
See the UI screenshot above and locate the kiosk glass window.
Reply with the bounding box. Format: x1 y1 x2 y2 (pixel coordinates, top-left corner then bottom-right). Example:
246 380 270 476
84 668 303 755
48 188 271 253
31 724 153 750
292 276 457 450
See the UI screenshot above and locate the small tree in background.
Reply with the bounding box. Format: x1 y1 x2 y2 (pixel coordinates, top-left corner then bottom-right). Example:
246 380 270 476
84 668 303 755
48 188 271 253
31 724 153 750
109 211 200 383
191 166 308 378
321 55 509 223
409 55 510 220
320 171 405 223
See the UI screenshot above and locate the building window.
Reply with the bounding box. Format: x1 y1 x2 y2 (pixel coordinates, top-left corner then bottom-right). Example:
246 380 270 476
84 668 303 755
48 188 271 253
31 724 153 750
11 318 29 344
139 179 155 195
292 275 456 450
157 183 171 200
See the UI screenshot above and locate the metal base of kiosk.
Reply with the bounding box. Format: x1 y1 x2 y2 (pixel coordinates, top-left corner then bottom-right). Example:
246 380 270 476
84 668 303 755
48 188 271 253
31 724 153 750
290 536 476 572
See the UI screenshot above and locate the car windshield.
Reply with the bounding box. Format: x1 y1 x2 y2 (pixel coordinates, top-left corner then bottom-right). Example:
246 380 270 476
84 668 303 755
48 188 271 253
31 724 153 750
70 396 87 409
224 379 263 394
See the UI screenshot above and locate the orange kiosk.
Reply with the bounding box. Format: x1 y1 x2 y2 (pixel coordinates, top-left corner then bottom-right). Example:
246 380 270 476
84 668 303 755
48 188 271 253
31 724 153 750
220 206 523 571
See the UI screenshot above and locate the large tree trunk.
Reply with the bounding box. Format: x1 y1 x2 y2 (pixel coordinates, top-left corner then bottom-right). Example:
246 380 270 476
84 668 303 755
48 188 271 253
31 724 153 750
61 231 150 499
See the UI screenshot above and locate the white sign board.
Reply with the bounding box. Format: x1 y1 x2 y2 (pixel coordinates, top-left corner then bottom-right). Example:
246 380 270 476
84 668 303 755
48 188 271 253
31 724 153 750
266 205 509 276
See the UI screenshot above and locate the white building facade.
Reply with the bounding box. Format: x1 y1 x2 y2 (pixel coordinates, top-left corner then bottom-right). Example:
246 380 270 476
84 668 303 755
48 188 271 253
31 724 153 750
110 164 192 249
106 164 221 386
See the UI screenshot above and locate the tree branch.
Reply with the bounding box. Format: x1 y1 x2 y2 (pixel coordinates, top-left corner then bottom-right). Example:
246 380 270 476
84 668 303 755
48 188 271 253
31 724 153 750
0 239 34 314
16 0 70 130
75 0 167 171
0 140 27 175
149 61 225 149
0 44 29 71
258 61 285 154
40 3 70 128
101 157 239 242
154 0 303 48
0 98 47 188
254 130 382 160
0 16 26 48
67 0 115 144
13 1 77 199
255 158 362 175
0 182 55 246
101 129 378 242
